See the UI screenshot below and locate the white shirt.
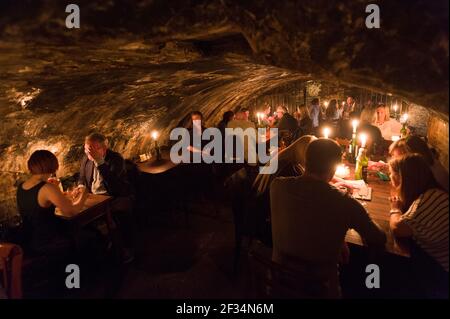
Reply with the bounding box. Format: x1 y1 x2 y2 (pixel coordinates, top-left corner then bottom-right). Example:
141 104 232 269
375 119 402 140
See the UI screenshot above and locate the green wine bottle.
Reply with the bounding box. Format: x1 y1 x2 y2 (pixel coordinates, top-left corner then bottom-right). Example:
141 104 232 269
355 148 369 182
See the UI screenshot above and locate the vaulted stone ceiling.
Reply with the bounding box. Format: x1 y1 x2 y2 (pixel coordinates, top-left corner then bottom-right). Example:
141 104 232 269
0 0 448 218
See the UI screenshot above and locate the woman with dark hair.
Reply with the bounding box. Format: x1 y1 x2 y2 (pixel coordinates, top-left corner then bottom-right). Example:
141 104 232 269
217 110 234 136
389 154 448 297
17 150 88 255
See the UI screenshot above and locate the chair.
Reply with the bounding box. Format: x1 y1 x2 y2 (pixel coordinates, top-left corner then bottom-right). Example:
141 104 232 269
0 242 23 299
247 241 332 299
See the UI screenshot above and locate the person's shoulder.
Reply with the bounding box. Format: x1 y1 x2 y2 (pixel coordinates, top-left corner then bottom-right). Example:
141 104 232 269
423 188 448 200
107 149 124 160
271 176 300 188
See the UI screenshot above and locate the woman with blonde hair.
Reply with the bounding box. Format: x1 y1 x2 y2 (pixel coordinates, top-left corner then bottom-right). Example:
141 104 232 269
374 103 402 140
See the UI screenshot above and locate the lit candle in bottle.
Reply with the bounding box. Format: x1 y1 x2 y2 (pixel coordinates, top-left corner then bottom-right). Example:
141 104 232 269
352 119 359 133
323 127 331 139
360 133 367 148
400 113 409 124
151 130 161 160
257 112 262 126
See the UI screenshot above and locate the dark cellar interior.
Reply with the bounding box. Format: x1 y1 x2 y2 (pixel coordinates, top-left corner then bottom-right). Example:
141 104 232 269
0 0 448 302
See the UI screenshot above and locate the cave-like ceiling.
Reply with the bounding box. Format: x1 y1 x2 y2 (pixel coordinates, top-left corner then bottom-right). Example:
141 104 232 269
1 0 448 112
0 0 448 169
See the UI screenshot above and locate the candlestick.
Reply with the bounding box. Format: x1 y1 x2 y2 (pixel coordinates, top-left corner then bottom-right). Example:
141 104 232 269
151 130 161 160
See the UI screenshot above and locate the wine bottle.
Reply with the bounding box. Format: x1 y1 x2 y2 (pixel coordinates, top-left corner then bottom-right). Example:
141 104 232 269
400 124 407 139
355 148 369 182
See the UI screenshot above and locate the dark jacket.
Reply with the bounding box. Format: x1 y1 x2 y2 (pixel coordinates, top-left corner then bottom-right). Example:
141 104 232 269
278 113 299 135
78 149 130 197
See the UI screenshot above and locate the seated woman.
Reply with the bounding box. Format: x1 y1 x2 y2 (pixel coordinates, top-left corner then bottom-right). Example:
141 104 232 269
17 150 88 255
296 105 313 136
389 154 448 298
389 136 449 192
373 103 402 141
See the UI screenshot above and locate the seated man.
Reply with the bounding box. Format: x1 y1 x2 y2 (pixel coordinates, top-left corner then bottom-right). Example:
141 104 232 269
79 133 129 197
275 105 299 138
270 138 386 298
78 133 134 262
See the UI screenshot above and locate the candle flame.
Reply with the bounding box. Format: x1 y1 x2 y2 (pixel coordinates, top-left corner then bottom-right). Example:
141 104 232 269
391 135 401 142
400 113 409 124
323 127 331 138
151 130 159 140
323 101 329 107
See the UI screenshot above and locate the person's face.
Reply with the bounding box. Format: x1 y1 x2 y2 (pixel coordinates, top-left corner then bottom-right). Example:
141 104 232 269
191 114 202 122
84 140 106 161
389 166 401 188
376 107 386 123
276 109 284 118
391 148 406 160
347 97 353 105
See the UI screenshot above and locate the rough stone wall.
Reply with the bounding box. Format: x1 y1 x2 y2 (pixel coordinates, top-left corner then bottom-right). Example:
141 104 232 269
427 115 449 172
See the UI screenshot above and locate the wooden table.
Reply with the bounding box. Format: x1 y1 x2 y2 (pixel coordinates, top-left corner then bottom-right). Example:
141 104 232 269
343 166 410 257
55 194 113 226
56 194 118 254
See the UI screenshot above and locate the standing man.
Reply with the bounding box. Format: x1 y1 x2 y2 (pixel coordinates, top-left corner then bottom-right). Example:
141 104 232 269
308 98 321 136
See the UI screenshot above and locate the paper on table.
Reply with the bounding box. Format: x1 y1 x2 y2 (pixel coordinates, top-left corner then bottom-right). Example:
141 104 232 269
343 180 366 189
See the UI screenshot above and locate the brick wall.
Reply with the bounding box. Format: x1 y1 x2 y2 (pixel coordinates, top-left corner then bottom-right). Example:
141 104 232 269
427 114 449 172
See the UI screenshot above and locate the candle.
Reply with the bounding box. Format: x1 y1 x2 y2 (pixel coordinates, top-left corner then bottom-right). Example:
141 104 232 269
400 113 409 124
393 104 398 113
359 133 367 148
342 101 345 107
391 135 400 142
257 112 262 125
352 119 359 133
323 101 329 108
151 130 161 160
335 164 349 179
323 127 331 139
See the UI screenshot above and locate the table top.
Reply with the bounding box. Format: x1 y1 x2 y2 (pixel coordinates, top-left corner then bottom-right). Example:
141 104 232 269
137 157 178 174
55 194 113 221
343 164 410 257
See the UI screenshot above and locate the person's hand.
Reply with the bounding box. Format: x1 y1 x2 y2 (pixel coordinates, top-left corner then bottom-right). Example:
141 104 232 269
86 144 105 164
389 195 402 211
73 185 87 200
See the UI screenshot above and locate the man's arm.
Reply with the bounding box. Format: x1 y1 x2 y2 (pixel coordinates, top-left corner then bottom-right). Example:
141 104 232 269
346 197 387 249
97 152 129 197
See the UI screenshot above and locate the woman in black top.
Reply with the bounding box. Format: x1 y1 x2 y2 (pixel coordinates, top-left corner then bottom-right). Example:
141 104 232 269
17 150 88 255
